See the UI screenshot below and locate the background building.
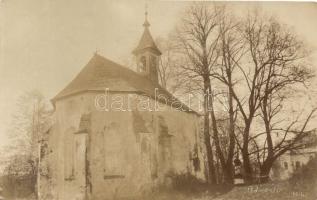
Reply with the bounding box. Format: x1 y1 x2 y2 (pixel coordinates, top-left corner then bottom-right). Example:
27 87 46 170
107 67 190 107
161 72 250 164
271 130 317 180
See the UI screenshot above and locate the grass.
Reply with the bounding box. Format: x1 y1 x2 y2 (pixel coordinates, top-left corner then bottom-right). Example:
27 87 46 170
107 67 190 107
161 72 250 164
137 181 317 200
3 181 316 200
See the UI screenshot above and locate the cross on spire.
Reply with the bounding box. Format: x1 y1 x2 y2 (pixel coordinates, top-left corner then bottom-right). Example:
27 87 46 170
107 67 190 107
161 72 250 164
143 3 150 28
145 3 148 19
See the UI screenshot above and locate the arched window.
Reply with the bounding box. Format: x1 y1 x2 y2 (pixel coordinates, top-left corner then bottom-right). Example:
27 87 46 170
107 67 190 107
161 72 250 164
295 161 301 170
139 133 158 179
141 137 149 154
158 116 173 173
103 123 125 177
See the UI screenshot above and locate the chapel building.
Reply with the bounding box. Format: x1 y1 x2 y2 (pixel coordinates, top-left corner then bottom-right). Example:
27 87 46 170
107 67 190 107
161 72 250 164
40 13 205 200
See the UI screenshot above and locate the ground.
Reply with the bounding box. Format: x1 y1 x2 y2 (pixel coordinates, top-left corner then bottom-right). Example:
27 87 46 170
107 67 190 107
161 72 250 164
139 181 317 200
4 181 317 200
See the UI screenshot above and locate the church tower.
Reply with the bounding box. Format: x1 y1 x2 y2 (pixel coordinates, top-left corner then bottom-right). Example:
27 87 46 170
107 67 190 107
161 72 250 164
133 10 161 84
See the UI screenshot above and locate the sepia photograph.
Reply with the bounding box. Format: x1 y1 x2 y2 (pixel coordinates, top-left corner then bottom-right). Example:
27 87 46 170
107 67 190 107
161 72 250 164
0 0 317 199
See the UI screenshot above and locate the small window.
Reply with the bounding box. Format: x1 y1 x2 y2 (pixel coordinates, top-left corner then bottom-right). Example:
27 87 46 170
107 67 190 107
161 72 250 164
193 157 200 172
191 145 200 172
64 128 76 181
295 161 301 170
283 162 288 170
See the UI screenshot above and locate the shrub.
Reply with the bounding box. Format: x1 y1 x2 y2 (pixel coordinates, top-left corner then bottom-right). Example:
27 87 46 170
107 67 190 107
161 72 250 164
1 155 37 198
168 172 207 194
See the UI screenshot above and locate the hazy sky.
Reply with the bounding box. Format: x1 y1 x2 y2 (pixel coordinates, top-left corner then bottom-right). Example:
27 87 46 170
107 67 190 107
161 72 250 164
0 0 317 149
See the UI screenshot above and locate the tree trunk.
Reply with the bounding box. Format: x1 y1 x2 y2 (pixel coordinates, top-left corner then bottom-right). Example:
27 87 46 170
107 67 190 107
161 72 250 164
242 148 252 183
204 112 216 184
208 76 235 185
223 165 234 184
242 123 253 183
259 160 273 183
203 77 216 184
210 108 233 184
226 73 235 185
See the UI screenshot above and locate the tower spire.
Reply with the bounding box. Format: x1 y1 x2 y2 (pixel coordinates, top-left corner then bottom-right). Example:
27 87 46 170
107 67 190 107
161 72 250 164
132 5 161 83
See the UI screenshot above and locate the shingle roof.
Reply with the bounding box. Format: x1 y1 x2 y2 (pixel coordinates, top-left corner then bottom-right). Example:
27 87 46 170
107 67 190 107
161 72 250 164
52 54 196 114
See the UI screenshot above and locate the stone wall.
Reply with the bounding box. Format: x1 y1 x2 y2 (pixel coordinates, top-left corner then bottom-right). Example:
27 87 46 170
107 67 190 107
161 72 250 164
41 91 205 200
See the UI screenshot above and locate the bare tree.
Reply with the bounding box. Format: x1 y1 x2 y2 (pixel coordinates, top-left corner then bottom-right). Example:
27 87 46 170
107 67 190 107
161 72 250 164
209 8 316 183
206 9 265 182
4 90 52 198
255 19 315 177
208 7 245 184
241 14 315 182
175 3 221 184
171 3 315 185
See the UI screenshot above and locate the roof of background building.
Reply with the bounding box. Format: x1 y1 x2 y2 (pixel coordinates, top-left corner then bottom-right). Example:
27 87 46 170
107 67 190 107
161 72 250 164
52 54 197 114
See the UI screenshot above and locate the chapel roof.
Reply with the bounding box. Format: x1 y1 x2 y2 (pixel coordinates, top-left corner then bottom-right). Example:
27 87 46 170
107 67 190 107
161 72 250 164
52 54 196 114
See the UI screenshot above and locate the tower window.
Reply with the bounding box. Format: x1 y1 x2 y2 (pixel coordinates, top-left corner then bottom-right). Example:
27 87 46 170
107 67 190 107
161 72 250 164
149 55 157 70
139 56 147 72
283 162 288 170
